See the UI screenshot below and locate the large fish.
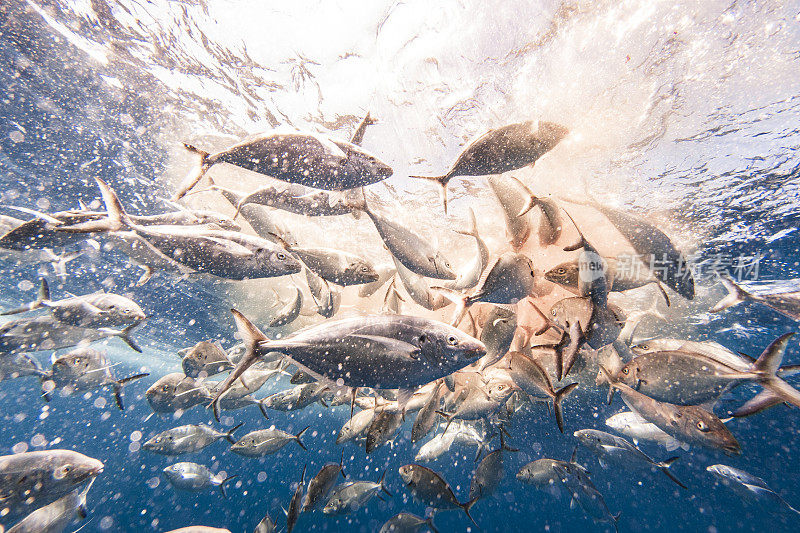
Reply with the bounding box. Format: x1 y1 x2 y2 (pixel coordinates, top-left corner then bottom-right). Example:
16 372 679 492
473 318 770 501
174 128 393 200
411 121 568 212
398 464 479 526
0 315 141 354
59 178 303 281
6 478 94 533
211 311 485 419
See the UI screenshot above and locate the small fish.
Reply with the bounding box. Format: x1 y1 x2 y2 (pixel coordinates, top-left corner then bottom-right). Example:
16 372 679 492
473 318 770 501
268 287 304 327
605 411 688 451
711 277 800 321
253 512 277 533
180 340 234 378
437 379 516 431
366 408 404 453
261 383 328 411
574 429 686 488
398 464 479 526
286 465 306 533
337 408 377 444
142 424 243 455
487 175 534 250
323 471 391 515
516 458 570 489
1 278 146 329
414 430 456 462
477 305 518 370
0 352 46 382
379 512 439 533
45 347 149 409
218 183 357 218
469 432 517 500
707 464 800 516
391 255 451 311
552 461 620 532
412 382 444 443
7 478 94 533
174 129 393 200
145 373 213 414
600 366 741 455
0 450 103 519
162 462 237 498
411 121 568 212
304 267 342 318
230 426 308 457
302 458 346 513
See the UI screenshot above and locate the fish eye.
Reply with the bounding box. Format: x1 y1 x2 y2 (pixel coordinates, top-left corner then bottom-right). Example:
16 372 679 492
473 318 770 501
276 252 287 260
557 268 566 274
621 368 629 375
161 385 169 392
361 266 369 272
639 344 648 350
551 310 557 316
696 421 708 431
447 335 458 346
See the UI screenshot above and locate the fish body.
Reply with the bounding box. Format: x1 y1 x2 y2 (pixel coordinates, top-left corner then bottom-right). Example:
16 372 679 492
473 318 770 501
379 512 438 533
302 462 344 512
145 373 213 413
0 315 141 354
7 478 93 533
477 306 517 370
707 464 800 515
230 427 308 457
366 408 404 453
552 462 619 531
337 408 377 444
143 424 241 455
162 462 235 497
181 341 234 378
323 474 390 515
398 464 477 525
605 411 688 451
711 277 800 321
261 383 327 411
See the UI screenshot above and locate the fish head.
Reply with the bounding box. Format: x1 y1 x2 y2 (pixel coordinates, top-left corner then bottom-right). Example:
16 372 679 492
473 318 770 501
323 497 344 514
54 455 104 487
99 295 146 325
630 341 654 355
192 210 241 231
705 464 731 481
573 429 604 451
421 324 486 366
344 259 380 284
544 262 579 290
398 465 416 484
146 376 177 401
264 247 303 275
617 360 642 389
682 407 741 456
431 252 457 280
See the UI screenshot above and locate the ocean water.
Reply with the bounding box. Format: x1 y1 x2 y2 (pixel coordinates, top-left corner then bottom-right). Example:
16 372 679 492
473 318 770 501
0 1 799 532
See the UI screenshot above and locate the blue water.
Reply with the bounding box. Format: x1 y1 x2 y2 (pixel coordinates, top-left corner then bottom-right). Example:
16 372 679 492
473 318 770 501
1 1 800 532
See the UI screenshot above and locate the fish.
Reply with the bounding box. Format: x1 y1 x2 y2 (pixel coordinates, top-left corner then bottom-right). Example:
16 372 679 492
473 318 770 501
574 429 686 488
618 333 800 407
230 426 308 457
0 315 142 354
174 129 393 200
357 264 396 297
261 383 328 411
217 183 358 218
516 457 570 489
7 477 94 533
286 465 306 533
322 471 391 514
398 464 479 526
469 432 517 500
711 277 800 321
411 121 568 212
707 464 800 516
142 423 243 455
351 193 456 280
505 351 578 432
366 408 404 453
412 382 444 443
211 311 485 419
162 462 237 498
415 429 457 462
436 252 535 326
599 366 741 455
605 411 689 451
163 528 232 533
268 233 380 286
444 208 490 290
268 287 304 327
544 257 668 302
379 512 439 533
253 513 277 533
145 373 213 414
552 461 620 532
59 178 303 281
2 278 146 329
0 450 103 519
301 457 346 513
382 279 405 314
436 379 516 431
476 305 518 370
0 352 46 381
337 408 378 444
391 255 451 311
44 347 149 409
180 340 235 378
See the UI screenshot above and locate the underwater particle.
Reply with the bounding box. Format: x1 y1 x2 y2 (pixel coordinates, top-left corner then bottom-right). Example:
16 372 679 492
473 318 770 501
17 280 34 291
257 471 267 482
100 515 114 529
94 397 107 409
30 434 46 447
9 130 24 143
128 441 141 453
130 430 142 442
146 477 160 489
12 442 28 453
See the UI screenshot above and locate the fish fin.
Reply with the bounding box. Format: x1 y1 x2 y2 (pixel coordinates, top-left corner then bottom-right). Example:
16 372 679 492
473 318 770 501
429 286 470 326
349 334 422 360
295 426 309 451
732 389 782 417
710 276 752 312
210 309 267 421
462 493 481 528
658 457 687 489
499 427 519 452
561 322 583 379
378 468 393 496
113 373 149 410
426 515 440 533
173 143 212 201
225 422 244 443
598 457 608 469
219 474 238 499
1 277 50 316
350 111 376 145
112 324 142 353
654 280 672 307
753 332 795 376
553 382 579 433
65 178 133 233
409 174 452 214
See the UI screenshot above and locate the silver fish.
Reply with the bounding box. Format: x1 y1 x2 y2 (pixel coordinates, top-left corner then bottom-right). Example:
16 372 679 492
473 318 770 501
268 288 304 327
253 513 277 533
175 130 393 200
444 208 489 290
45 347 148 409
286 465 306 533
552 461 620 532
337 408 377 444
302 460 345 513
142 424 243 455
487 175 534 250
711 277 800 321
366 408 404 453
162 462 237 497
477 305 517 370
358 264 396 298
379 512 438 533
707 464 800 516
0 315 141 354
391 255 451 311
469 433 517 500
145 373 213 414
574 429 685 488
0 450 103 518
605 411 688 451
7 478 94 533
230 426 308 457
212 311 485 418
270 235 380 286
261 383 328 411
412 382 444 443
323 472 391 515
411 121 568 212
398 464 478 526
180 340 234 378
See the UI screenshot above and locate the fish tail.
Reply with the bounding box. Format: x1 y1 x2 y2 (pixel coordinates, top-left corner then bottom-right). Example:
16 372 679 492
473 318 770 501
66 178 132 233
498 426 519 452
462 494 481 528
173 143 212 201
426 516 440 533
225 422 244 443
658 457 687 489
210 309 267 421
732 389 782 418
429 286 470 326
51 251 82 281
114 324 142 353
454 207 479 238
378 468 392 497
710 276 752 312
295 425 310 451
552 382 579 434
218 474 238 499
1 277 50 316
113 373 150 410
410 174 452 214
257 398 270 419
753 333 800 409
